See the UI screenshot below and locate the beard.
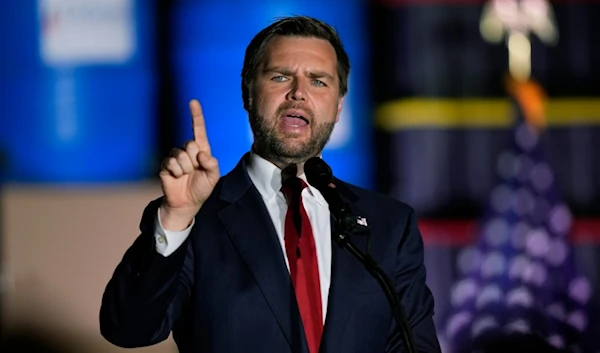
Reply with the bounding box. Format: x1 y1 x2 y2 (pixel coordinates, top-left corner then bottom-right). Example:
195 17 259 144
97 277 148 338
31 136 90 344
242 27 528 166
249 102 336 165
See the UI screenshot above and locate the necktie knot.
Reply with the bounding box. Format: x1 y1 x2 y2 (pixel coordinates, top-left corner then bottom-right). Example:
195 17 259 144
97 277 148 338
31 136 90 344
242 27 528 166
281 177 307 208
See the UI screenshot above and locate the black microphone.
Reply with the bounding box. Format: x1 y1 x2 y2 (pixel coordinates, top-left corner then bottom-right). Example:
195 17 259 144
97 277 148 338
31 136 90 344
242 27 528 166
304 157 356 233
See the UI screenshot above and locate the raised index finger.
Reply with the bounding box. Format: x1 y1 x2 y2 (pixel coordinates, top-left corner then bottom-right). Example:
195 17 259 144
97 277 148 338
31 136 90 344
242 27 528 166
189 99 211 154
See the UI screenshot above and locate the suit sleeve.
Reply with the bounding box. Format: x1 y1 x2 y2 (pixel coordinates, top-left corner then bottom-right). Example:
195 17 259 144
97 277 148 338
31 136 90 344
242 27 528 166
99 198 194 348
385 207 442 353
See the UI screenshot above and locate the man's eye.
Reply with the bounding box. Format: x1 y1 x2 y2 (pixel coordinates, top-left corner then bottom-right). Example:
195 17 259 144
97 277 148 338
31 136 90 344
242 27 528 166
271 76 287 82
313 80 326 87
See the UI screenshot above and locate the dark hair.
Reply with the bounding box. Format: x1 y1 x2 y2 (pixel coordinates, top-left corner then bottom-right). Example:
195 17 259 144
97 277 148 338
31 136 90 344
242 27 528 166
241 16 351 111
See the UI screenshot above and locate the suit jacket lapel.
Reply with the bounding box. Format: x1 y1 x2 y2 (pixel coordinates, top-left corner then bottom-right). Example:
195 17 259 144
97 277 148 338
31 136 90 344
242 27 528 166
320 182 371 353
217 154 307 352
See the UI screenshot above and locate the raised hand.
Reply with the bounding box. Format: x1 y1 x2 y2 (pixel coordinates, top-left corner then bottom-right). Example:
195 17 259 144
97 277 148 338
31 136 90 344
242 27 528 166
159 99 220 231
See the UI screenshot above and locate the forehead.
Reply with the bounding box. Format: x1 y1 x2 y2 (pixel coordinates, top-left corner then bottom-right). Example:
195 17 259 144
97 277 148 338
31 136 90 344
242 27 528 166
261 36 338 73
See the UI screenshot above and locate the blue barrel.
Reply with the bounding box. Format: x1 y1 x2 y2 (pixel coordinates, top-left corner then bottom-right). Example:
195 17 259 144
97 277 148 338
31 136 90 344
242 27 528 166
0 1 156 183
170 0 373 189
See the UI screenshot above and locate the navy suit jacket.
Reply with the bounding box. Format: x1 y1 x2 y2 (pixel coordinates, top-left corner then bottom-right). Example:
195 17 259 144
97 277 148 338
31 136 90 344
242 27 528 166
100 154 441 352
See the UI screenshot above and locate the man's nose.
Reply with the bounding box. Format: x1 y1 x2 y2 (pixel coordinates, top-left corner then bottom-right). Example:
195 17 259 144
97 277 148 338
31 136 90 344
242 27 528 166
286 79 307 101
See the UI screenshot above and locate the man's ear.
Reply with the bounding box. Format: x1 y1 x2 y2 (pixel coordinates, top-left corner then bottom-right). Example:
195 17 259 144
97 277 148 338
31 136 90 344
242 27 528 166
335 96 345 123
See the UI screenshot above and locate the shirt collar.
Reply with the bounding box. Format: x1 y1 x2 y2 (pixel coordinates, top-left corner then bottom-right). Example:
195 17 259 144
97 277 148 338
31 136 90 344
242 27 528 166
246 151 326 205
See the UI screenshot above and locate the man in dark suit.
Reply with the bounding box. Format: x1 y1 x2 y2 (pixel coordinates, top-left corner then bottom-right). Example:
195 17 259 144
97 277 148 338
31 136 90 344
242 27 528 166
100 16 441 353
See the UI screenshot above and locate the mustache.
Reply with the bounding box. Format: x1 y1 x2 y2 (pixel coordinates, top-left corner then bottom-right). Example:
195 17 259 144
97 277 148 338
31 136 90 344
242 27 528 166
276 103 314 120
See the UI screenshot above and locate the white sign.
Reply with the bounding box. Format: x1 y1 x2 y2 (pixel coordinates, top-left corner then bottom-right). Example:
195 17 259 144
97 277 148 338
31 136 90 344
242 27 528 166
38 0 135 66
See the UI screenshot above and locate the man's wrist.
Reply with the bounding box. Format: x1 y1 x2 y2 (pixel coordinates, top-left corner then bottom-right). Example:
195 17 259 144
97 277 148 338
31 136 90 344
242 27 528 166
159 204 198 231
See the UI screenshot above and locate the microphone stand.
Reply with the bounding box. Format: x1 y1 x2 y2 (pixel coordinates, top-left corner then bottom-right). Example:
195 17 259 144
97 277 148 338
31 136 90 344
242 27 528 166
333 213 417 353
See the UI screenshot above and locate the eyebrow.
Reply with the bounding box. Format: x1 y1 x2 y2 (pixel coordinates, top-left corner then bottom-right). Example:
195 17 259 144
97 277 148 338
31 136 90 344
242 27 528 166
308 71 335 82
263 67 335 81
263 67 294 76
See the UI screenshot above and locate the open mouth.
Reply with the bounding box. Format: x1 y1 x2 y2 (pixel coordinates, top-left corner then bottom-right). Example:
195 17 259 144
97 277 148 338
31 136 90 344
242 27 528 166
282 110 309 127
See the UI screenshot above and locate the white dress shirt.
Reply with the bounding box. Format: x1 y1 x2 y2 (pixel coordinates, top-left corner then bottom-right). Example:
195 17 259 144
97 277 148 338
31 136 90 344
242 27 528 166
154 152 332 323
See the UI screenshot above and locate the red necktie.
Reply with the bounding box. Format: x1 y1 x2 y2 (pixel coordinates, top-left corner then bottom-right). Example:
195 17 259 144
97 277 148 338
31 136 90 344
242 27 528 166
281 177 323 353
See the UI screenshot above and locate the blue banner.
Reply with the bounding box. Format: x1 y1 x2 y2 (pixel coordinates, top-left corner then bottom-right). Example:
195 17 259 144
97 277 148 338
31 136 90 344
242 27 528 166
0 0 157 183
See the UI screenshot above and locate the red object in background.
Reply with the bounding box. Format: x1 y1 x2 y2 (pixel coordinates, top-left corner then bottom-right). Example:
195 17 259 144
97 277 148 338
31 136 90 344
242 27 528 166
419 218 600 246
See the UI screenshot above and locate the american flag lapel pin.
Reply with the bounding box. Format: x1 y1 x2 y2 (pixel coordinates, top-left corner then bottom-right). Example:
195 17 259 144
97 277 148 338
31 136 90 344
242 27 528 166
356 216 368 227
